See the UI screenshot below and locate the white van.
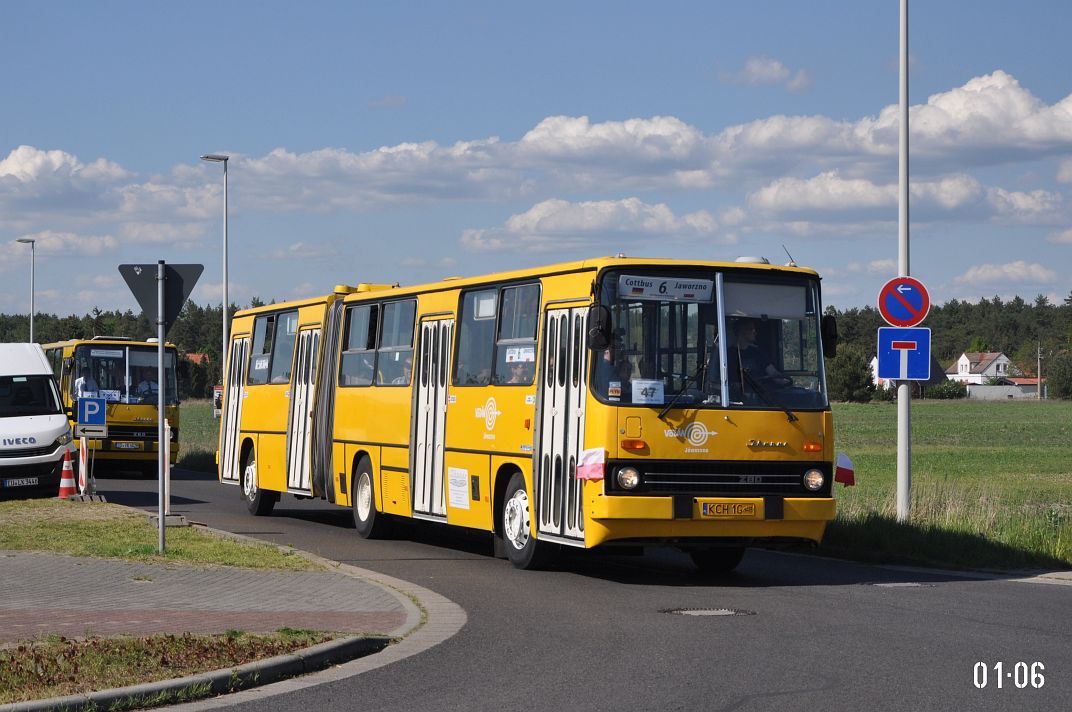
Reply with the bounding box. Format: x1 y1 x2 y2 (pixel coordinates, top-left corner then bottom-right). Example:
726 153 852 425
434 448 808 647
0 343 74 495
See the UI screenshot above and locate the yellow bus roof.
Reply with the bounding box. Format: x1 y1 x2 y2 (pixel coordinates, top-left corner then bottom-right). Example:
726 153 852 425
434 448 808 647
232 255 821 315
42 338 177 350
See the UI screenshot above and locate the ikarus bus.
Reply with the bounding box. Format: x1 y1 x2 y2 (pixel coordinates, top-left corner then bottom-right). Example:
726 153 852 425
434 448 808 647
44 337 180 475
218 256 847 572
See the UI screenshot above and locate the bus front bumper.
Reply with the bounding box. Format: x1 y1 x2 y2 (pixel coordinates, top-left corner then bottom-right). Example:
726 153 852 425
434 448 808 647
585 495 836 548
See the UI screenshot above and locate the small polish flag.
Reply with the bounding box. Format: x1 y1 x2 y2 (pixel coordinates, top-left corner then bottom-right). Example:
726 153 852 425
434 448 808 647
834 451 855 487
576 447 605 481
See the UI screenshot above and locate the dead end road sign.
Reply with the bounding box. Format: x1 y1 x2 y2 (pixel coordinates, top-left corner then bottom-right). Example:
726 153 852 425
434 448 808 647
878 276 930 327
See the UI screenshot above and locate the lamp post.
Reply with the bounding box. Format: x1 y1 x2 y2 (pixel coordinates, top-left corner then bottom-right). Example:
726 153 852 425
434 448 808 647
200 154 230 373
15 238 35 342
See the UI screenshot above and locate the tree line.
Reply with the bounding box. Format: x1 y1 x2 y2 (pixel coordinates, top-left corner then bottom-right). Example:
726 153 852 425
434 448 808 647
3 291 1071 401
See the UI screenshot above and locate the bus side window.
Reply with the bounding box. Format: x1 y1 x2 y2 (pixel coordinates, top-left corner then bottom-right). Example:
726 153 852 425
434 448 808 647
268 311 299 384
340 305 377 387
454 289 497 386
494 284 539 386
376 300 416 386
248 314 276 385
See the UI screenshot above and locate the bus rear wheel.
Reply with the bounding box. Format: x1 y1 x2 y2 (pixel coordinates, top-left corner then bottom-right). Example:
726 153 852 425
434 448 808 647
241 448 276 516
689 546 745 575
501 472 555 570
352 458 391 539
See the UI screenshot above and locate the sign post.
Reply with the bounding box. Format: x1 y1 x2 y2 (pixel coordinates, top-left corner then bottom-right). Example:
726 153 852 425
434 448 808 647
877 274 930 523
120 261 202 553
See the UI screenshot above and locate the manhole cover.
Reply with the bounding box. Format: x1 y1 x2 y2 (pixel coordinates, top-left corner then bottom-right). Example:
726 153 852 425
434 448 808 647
867 582 934 588
662 608 755 617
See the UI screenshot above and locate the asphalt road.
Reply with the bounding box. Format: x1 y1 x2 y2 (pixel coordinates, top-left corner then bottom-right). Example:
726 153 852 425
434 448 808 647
97 468 1069 712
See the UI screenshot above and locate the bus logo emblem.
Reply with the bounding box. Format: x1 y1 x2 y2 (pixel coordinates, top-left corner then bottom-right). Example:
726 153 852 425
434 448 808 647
475 397 501 431
663 422 718 448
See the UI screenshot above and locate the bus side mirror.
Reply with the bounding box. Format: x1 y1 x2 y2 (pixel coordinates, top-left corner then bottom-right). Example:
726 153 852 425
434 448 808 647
586 305 612 350
821 315 838 359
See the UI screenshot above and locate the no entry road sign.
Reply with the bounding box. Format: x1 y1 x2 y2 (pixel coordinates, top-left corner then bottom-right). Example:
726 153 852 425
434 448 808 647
877 327 931 381
878 276 930 327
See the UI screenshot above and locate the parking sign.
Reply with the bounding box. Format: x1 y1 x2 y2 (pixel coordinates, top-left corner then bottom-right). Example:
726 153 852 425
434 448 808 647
75 397 108 438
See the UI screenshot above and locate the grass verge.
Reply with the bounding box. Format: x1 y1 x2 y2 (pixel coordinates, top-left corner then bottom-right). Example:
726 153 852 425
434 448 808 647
0 499 318 570
828 400 1071 570
0 501 364 706
0 629 334 706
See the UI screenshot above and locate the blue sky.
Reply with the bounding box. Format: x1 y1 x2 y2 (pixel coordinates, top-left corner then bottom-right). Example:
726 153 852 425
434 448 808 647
3 1 1071 319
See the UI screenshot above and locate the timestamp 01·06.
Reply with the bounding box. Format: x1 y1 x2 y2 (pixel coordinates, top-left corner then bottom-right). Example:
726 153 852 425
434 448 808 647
973 662 1045 689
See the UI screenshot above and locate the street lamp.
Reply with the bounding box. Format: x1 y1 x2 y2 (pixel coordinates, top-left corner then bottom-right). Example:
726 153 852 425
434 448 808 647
15 238 35 342
200 153 230 374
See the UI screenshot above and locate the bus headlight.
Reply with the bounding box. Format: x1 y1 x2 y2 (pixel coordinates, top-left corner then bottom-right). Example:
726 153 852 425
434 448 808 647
803 469 825 491
617 467 641 490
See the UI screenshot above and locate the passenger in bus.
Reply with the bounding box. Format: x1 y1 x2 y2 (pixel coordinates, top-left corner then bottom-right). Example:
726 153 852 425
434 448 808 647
505 360 534 384
392 357 413 385
75 367 99 399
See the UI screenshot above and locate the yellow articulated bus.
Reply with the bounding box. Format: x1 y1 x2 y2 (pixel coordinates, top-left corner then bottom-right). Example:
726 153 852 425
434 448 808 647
218 256 842 571
44 337 180 475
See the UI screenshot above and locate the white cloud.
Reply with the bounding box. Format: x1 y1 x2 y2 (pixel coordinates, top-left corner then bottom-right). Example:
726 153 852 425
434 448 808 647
461 198 726 253
270 241 336 260
1048 228 1072 244
954 260 1057 285
1059 158 1072 183
0 145 129 184
722 56 813 93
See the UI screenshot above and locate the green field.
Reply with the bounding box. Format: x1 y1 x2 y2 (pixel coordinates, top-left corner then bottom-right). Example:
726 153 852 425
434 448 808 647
176 398 1071 570
828 400 1072 570
177 398 218 472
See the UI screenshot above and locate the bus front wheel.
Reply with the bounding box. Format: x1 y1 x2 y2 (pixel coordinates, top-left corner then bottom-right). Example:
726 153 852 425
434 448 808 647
352 459 391 539
501 472 554 570
241 449 276 516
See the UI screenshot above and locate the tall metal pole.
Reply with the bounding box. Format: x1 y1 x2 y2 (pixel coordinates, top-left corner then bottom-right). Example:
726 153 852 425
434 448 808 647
157 260 166 554
16 238 35 341
200 154 231 378
896 0 912 522
222 158 229 370
28 242 35 343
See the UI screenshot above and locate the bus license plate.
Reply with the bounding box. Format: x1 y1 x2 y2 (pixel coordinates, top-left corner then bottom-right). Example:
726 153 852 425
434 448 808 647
2 477 39 488
113 442 141 450
702 502 757 518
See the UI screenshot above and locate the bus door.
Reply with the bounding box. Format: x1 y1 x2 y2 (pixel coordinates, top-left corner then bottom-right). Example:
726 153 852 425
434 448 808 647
536 307 588 543
285 327 321 493
220 337 250 485
412 318 453 518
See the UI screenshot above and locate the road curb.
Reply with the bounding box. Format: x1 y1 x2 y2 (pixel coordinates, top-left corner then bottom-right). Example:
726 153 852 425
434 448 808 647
0 635 391 712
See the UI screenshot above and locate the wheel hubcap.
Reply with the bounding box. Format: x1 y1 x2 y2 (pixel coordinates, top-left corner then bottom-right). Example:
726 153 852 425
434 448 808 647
243 460 257 500
356 472 372 521
503 488 530 550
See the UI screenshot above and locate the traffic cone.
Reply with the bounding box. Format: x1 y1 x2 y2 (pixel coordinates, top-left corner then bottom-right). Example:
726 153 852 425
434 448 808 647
57 449 78 498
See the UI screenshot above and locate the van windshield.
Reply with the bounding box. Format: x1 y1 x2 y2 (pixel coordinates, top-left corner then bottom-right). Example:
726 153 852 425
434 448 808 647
0 375 63 418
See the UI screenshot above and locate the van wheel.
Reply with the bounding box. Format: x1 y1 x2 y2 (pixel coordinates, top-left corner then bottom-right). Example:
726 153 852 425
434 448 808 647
501 472 555 570
352 458 391 538
689 546 745 575
241 449 276 516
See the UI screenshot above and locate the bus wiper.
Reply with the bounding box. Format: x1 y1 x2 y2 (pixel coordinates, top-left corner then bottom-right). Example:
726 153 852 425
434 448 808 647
658 340 709 421
740 367 798 423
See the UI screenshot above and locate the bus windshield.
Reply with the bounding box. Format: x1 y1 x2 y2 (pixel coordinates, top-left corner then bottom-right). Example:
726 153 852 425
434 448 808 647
592 270 828 411
0 375 63 418
71 345 178 405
